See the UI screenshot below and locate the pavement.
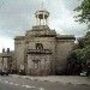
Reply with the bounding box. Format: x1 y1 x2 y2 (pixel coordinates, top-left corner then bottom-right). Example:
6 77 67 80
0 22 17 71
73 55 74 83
0 75 90 90
11 74 90 85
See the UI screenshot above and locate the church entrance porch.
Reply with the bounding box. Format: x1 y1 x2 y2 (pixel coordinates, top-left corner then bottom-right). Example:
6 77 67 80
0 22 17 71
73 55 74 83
26 49 52 76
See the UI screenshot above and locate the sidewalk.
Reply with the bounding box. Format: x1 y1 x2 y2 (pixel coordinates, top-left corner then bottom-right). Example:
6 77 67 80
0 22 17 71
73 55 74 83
11 74 90 85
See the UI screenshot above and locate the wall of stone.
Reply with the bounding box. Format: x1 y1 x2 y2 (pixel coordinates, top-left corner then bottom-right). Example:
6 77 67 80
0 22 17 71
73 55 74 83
14 28 75 75
55 40 75 74
14 39 25 72
14 35 56 74
0 53 13 71
10 52 17 72
26 36 55 49
26 36 56 74
0 56 2 70
27 54 52 75
0 56 9 70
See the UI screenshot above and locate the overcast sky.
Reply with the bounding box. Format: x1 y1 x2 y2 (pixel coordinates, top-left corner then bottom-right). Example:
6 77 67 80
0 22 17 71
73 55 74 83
0 0 87 52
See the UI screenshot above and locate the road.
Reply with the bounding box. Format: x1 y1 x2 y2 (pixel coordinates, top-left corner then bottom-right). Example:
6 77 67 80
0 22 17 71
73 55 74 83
0 75 90 90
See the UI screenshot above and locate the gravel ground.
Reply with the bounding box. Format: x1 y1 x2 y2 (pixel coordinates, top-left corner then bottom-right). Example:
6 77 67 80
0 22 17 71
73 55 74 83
11 75 90 85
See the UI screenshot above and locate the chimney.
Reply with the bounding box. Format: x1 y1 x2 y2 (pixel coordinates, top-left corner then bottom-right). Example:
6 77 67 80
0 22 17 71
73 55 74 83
7 48 10 53
2 48 5 53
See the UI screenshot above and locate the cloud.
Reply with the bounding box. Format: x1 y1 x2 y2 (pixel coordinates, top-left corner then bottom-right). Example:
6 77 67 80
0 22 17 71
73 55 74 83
0 0 87 52
0 36 14 52
48 0 87 36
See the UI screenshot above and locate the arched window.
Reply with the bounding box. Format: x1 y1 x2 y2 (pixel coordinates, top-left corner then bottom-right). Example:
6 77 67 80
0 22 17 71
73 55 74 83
36 43 43 50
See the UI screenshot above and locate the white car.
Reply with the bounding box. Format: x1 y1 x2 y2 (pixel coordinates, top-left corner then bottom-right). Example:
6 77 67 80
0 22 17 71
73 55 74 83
80 71 87 76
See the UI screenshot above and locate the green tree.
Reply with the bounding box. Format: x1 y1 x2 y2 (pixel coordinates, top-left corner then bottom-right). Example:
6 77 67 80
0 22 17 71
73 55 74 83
74 0 90 28
66 31 90 75
76 31 90 64
84 31 90 45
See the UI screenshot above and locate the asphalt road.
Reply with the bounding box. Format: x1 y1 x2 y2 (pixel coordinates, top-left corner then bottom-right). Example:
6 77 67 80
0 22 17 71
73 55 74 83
0 75 90 90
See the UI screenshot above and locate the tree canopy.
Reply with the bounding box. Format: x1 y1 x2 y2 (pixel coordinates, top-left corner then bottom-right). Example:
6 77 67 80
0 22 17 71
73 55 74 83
67 0 90 75
66 31 90 75
75 31 90 64
75 0 90 28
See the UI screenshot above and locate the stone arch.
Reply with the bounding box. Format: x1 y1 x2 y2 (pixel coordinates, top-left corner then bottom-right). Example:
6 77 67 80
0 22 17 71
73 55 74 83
36 43 43 50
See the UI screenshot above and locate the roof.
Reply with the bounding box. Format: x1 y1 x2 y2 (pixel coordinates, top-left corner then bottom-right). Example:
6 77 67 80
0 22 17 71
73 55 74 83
56 35 75 40
14 36 25 40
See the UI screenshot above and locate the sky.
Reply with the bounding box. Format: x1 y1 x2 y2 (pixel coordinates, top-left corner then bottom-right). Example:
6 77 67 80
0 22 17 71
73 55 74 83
0 0 87 52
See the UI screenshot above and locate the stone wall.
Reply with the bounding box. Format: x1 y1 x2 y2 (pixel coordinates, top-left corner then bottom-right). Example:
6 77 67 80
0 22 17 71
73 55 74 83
55 39 75 74
14 25 75 75
26 36 56 74
14 38 25 72
27 54 52 75
0 51 13 73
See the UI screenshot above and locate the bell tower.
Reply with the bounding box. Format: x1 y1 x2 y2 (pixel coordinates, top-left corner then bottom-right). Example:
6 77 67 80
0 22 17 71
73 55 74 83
35 0 49 25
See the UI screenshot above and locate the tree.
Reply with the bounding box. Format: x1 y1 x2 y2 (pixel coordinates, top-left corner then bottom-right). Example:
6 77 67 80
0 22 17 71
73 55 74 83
66 31 90 75
72 0 90 75
74 0 90 28
84 31 90 45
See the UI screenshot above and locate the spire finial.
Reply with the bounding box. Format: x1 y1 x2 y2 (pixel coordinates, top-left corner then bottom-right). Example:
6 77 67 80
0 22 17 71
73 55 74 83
41 0 44 9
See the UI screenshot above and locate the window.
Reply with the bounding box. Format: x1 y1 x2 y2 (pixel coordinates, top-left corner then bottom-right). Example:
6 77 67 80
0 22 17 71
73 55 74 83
36 43 43 50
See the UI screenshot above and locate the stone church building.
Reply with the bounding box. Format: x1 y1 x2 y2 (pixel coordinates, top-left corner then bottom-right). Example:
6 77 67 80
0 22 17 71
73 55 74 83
0 9 75 75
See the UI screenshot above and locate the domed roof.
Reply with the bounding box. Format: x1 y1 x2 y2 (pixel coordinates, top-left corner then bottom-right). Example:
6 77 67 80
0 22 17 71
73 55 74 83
35 10 49 19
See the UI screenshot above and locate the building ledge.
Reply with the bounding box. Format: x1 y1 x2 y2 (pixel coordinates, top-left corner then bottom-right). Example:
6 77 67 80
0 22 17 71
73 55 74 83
27 49 52 54
32 25 50 31
56 35 75 40
0 53 12 57
14 36 25 40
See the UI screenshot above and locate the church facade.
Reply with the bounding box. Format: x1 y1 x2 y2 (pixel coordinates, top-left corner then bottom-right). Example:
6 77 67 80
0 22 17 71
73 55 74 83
0 9 75 76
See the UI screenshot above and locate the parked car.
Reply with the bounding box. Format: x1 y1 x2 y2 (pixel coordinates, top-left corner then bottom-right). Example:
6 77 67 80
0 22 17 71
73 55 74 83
80 71 87 77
